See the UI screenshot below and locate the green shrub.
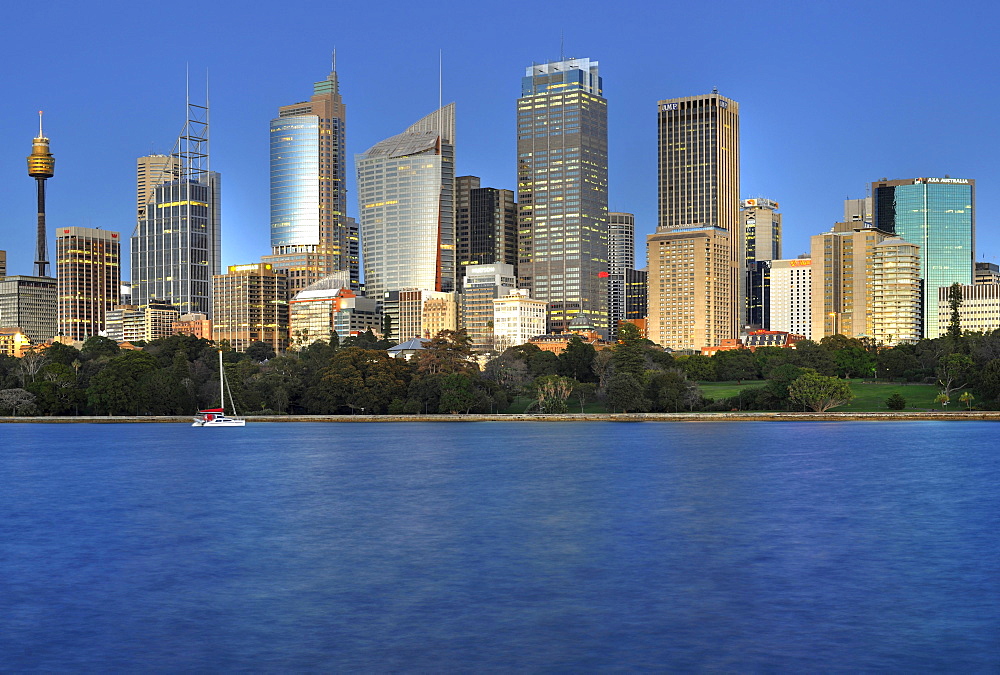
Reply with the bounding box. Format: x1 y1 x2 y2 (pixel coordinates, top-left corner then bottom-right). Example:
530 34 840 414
885 393 906 410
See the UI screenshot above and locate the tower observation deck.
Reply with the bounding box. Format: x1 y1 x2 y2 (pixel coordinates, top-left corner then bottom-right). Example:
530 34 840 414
27 111 55 277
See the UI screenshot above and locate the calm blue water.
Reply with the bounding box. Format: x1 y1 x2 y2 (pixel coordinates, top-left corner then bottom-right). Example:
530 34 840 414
1 421 998 671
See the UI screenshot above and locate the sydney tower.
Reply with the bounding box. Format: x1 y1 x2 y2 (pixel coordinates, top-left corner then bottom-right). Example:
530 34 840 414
27 111 55 278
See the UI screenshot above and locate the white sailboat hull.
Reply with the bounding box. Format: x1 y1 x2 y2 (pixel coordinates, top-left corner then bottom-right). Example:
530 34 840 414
192 416 246 427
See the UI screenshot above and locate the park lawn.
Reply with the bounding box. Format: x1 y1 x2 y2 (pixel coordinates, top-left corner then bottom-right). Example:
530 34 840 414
698 378 949 412
698 380 768 400
836 380 947 412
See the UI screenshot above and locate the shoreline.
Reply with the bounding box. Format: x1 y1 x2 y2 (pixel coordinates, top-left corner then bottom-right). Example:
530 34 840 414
1 411 998 423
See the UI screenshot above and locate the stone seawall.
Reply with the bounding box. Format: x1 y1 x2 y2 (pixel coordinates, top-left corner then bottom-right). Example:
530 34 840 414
2 412 999 423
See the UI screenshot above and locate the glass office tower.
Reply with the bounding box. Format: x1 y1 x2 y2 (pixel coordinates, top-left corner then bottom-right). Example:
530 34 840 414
131 173 221 315
265 65 357 296
356 104 455 301
517 57 608 335
872 177 975 339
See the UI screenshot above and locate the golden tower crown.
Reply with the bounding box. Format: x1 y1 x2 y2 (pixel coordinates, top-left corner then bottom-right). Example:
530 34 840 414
27 111 55 179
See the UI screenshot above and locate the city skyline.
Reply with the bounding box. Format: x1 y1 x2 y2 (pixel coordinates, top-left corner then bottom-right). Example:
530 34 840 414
0 2 997 283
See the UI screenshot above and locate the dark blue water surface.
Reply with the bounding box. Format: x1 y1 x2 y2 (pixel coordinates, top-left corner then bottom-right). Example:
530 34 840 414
1 421 998 671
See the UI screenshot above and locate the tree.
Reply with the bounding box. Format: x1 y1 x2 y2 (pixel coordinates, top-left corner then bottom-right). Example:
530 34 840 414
676 354 716 382
307 347 411 414
438 372 479 413
714 349 757 383
590 350 614 391
81 335 120 360
611 322 648 378
534 374 574 413
791 340 837 376
558 336 596 382
885 393 907 410
413 329 475 376
246 341 277 362
0 388 37 416
946 282 964 349
605 372 650 412
483 350 530 393
974 358 1000 404
959 391 975 410
17 349 47 387
646 369 700 412
572 381 597 412
834 346 876 379
788 371 854 412
86 351 160 415
936 352 973 398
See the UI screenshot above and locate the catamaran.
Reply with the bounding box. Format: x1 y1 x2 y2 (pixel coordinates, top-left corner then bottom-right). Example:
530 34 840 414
192 350 246 427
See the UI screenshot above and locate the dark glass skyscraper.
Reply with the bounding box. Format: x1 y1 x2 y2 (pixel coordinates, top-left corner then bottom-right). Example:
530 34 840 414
517 57 608 335
872 177 975 338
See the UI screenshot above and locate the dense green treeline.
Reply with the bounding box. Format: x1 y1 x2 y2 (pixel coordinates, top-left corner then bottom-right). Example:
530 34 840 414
1 323 999 416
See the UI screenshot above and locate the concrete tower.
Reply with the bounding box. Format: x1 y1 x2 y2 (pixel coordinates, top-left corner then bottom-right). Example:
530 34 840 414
27 112 55 278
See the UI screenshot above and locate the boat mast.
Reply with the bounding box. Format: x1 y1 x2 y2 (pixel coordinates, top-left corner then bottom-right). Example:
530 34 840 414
219 349 224 412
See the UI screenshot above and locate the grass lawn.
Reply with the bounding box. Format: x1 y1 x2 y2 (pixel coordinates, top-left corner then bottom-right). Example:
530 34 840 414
499 379 966 414
698 378 954 412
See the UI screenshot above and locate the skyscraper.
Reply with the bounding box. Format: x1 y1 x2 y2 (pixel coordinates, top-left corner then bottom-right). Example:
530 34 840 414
455 175 517 282
872 177 975 338
263 61 357 296
608 212 635 339
810 222 890 339
55 227 121 341
137 154 179 221
0 275 57 344
517 57 608 335
131 94 221 316
648 91 741 349
742 198 781 265
356 103 456 301
871 238 921 345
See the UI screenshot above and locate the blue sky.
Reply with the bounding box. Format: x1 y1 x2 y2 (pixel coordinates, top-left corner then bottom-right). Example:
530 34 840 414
0 0 996 277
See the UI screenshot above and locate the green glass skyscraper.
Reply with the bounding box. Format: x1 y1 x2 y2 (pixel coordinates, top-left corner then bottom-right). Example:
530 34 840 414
872 177 975 339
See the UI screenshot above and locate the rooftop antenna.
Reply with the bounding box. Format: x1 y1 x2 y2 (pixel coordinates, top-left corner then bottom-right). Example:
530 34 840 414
560 31 564 61
438 49 442 112
332 47 337 71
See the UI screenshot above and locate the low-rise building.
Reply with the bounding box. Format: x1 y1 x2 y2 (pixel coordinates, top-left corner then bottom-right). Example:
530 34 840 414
937 284 1000 335
492 290 546 351
0 327 31 357
173 313 212 340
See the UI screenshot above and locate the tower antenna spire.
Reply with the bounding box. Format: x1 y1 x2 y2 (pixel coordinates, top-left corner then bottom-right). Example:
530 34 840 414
438 49 443 112
560 31 564 61
38 110 43 137
332 47 337 71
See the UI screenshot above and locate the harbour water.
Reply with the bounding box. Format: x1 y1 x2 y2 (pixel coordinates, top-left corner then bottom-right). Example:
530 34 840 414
2 421 998 670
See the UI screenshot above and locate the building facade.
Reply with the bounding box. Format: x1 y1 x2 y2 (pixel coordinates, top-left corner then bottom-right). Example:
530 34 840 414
212 264 289 353
263 64 357 296
456 176 518 283
742 198 781 264
460 263 517 351
356 104 456 303
0 275 57 344
55 227 121 341
137 155 180 221
173 313 212 339
493 290 547 351
647 226 732 350
810 222 890 339
608 212 634 339
871 238 922 345
517 57 609 335
937 284 1000 335
650 91 741 347
975 262 1000 285
289 284 380 348
872 177 974 338
768 258 812 339
131 172 221 315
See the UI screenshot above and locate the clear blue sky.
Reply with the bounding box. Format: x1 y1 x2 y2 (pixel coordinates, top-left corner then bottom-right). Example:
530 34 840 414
1 0 997 277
